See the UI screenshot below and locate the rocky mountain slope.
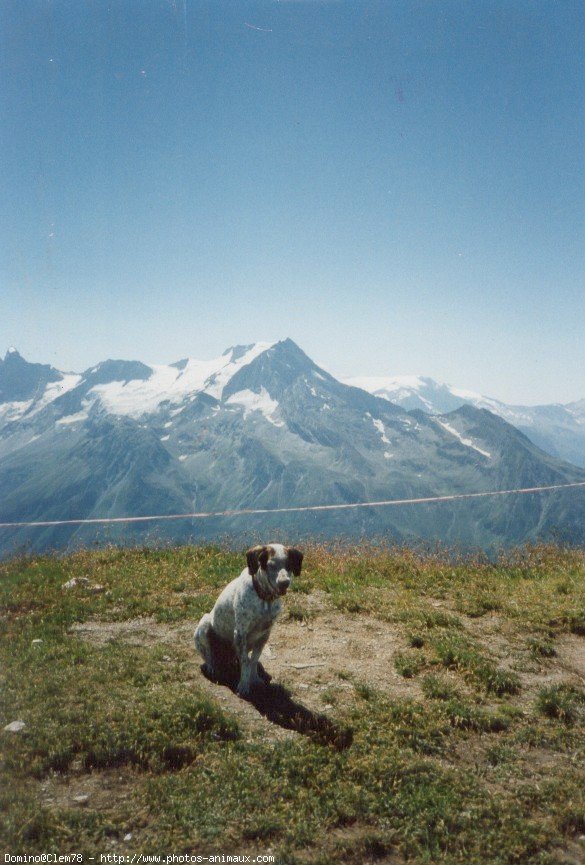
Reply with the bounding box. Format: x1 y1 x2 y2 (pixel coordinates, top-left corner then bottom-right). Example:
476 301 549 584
345 374 585 468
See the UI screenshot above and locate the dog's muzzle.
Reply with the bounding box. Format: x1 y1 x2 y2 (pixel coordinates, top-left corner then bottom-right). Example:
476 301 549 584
276 575 291 595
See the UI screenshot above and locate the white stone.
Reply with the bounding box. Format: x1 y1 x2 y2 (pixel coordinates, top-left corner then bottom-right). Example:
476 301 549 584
73 794 90 805
4 720 26 732
62 577 90 589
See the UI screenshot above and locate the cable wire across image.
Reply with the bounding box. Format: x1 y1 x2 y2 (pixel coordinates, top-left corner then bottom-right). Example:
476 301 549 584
0 481 584 529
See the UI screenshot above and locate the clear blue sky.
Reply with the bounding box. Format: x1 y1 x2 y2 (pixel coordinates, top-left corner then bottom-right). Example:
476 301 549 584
1 0 583 404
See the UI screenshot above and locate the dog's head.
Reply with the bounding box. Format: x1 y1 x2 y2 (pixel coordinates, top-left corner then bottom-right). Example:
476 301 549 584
246 543 303 597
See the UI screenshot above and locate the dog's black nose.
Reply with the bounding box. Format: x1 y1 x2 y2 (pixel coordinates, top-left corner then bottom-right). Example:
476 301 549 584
277 576 291 595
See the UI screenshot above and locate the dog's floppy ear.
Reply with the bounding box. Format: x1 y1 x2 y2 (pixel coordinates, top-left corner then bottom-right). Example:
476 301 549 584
247 545 270 575
287 547 304 577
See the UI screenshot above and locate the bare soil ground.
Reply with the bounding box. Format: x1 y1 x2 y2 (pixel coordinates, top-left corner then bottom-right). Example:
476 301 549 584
18 591 585 865
68 591 585 741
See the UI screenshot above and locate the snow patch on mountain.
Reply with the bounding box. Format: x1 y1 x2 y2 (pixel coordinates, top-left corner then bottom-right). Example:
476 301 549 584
434 418 491 459
89 367 175 418
346 374 542 428
354 375 427 390
0 400 31 426
56 409 89 426
566 401 585 425
0 373 83 424
30 374 83 415
85 343 275 419
349 375 431 397
365 412 391 445
226 387 284 427
372 418 390 444
189 342 274 400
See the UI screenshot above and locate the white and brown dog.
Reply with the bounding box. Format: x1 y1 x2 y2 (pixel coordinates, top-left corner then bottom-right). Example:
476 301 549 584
194 544 303 697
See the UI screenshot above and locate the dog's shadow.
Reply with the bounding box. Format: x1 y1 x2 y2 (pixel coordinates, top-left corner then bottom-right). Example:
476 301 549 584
201 631 353 751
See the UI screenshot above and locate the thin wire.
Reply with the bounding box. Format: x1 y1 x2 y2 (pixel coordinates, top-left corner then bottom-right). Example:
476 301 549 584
0 481 583 529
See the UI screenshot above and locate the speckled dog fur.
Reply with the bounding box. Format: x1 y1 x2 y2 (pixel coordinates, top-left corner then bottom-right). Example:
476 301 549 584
194 543 303 697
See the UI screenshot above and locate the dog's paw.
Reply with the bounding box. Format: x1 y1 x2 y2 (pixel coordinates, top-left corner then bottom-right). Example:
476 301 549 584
236 683 252 699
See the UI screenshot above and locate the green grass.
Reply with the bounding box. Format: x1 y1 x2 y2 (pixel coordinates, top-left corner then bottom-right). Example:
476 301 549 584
527 635 557 658
421 673 461 702
4 645 239 777
1 542 585 862
432 632 521 696
394 650 424 678
536 684 585 724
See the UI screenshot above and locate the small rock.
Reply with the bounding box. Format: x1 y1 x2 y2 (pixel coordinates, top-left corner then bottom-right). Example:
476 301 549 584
32 639 43 644
4 720 26 733
88 584 105 594
73 794 90 805
123 833 132 842
162 655 171 662
62 577 90 589
289 662 326 669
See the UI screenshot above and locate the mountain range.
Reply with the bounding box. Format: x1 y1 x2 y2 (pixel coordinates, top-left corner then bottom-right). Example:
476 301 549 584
345 374 585 469
0 341 584 555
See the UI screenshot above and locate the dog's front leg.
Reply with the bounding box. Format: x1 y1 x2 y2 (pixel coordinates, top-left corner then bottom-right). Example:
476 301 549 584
234 627 252 697
248 633 270 686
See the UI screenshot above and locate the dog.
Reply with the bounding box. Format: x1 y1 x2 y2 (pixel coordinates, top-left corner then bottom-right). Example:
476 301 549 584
194 544 303 697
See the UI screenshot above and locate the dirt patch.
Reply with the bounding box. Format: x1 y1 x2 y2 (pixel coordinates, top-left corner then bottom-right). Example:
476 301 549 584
69 617 193 647
557 634 585 683
40 765 140 811
69 596 583 737
506 633 585 709
294 822 406 865
70 593 418 739
37 766 149 846
449 610 585 708
548 839 585 865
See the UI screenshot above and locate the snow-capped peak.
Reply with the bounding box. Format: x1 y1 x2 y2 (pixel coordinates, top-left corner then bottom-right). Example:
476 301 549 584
84 342 276 418
344 374 465 414
347 375 431 394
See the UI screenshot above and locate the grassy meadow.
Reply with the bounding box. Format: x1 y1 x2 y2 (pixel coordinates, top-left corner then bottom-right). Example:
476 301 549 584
1 542 584 864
